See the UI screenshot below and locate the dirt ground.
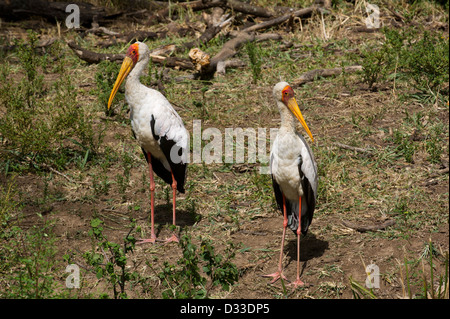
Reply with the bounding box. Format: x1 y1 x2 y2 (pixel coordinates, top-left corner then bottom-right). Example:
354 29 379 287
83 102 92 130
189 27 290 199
0 0 448 300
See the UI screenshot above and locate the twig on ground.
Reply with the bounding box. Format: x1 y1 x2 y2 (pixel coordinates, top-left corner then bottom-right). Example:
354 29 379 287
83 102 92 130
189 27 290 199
241 6 319 33
334 142 373 156
342 219 396 232
292 65 363 86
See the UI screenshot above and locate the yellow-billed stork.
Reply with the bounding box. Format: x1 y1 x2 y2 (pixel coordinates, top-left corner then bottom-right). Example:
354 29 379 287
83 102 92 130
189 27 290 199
264 82 318 287
108 42 188 244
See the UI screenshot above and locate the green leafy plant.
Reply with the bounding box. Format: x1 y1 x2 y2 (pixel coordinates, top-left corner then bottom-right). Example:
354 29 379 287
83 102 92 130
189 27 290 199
200 238 239 291
158 234 239 299
398 241 449 299
159 234 206 299
420 241 449 299
404 30 449 98
425 123 445 164
0 220 60 298
391 129 416 163
83 217 138 299
94 60 122 115
349 276 377 299
0 31 104 173
357 27 448 98
357 28 405 89
246 41 263 84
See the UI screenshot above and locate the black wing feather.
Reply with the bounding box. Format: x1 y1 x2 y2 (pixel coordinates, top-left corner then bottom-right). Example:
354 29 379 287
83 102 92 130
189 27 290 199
271 154 316 236
298 161 315 235
149 115 187 193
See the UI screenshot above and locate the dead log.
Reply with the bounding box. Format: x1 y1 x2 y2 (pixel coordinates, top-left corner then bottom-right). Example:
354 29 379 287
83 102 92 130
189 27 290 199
227 0 274 18
146 0 275 25
67 41 195 70
342 219 396 233
67 41 125 64
97 30 166 48
0 37 57 53
181 11 233 51
255 32 282 42
201 31 253 77
84 26 120 37
189 48 211 71
199 31 282 78
146 0 226 25
353 26 381 33
216 59 246 75
241 6 319 33
334 142 373 157
292 65 363 86
0 0 106 27
124 30 165 42
150 55 195 70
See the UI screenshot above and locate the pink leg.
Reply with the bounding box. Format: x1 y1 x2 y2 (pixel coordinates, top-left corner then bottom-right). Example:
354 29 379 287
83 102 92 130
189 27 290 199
164 171 179 243
137 152 157 244
290 196 305 288
263 194 288 283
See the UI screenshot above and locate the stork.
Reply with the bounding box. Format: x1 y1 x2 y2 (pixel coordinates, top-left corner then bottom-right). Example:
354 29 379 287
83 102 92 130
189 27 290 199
264 82 318 287
108 42 188 244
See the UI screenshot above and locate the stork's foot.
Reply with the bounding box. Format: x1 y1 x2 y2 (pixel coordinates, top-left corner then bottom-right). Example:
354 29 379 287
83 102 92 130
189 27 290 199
164 233 179 244
136 236 157 245
262 271 288 284
289 278 307 289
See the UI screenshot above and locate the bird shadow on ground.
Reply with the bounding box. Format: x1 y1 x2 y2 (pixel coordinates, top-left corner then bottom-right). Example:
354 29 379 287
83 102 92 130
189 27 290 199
285 232 329 263
149 204 201 235
284 233 329 278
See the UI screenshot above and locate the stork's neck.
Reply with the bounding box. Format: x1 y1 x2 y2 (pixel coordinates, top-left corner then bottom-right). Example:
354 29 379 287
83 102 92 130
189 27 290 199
126 55 149 88
125 55 150 109
278 101 296 132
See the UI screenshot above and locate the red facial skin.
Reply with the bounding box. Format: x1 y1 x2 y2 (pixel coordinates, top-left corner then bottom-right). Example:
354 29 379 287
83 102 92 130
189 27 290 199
281 85 294 105
126 43 139 65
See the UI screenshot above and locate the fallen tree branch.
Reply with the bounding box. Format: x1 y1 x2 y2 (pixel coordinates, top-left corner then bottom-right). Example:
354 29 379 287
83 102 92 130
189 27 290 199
181 12 233 51
201 31 253 77
216 58 246 75
97 30 166 48
146 0 275 25
241 6 319 33
353 26 381 33
0 0 106 26
333 142 373 156
67 41 195 70
23 156 90 186
150 54 195 70
292 65 362 86
85 26 120 36
342 219 396 232
146 0 225 25
227 0 274 18
67 41 124 63
255 32 282 42
199 31 282 78
1 37 56 53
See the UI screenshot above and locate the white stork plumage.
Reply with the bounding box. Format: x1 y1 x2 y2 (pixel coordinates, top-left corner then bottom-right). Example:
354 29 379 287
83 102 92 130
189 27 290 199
263 82 318 287
108 42 188 244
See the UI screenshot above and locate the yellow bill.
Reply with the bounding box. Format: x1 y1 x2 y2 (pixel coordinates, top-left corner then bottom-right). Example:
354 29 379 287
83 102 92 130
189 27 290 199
287 97 314 142
107 56 134 109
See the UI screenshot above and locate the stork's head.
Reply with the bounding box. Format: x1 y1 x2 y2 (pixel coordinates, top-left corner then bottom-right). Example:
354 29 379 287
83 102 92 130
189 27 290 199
273 82 314 142
107 42 150 109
